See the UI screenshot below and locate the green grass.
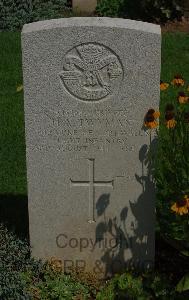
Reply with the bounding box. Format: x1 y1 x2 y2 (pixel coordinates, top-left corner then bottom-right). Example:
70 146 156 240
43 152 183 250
0 32 26 195
161 32 189 113
1 31 189 195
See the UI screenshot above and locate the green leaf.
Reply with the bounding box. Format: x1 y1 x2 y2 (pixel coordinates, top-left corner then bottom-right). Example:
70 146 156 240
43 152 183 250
176 274 189 292
180 250 189 257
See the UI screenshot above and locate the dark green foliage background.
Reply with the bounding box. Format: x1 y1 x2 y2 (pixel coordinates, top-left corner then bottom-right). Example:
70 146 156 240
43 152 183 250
96 0 123 17
0 0 184 30
0 0 68 30
0 224 43 299
96 0 183 22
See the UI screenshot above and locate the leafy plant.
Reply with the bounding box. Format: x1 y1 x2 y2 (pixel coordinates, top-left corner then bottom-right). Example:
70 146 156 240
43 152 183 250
124 0 183 23
0 0 68 30
96 271 181 299
145 75 189 295
96 0 123 17
154 76 189 244
34 272 90 299
96 0 183 23
176 273 189 293
0 223 43 299
0 224 91 299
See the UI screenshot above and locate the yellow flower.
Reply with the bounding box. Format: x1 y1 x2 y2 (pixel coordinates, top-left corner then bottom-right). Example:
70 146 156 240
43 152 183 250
171 196 189 215
16 84 23 92
160 81 169 91
166 119 177 129
177 92 188 104
171 75 185 87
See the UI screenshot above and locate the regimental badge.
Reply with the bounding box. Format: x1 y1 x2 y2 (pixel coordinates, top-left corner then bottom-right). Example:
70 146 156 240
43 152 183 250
59 43 123 101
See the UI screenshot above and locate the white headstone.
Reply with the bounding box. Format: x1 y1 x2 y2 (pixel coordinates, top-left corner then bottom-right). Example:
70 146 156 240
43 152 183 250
22 17 161 278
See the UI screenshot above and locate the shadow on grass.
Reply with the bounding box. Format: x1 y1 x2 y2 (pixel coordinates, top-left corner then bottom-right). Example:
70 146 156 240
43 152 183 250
0 194 29 240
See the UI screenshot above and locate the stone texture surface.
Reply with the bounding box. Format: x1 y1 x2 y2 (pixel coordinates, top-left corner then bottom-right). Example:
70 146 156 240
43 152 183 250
72 0 97 12
22 17 161 278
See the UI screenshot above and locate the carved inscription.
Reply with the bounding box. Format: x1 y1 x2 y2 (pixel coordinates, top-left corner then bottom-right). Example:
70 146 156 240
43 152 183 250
29 107 150 153
59 43 123 101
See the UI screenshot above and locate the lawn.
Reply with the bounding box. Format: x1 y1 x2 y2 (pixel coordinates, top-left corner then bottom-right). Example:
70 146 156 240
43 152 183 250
0 32 26 195
1 31 189 195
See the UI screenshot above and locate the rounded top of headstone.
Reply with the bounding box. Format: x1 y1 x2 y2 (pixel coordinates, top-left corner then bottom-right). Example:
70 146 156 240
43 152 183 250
22 17 161 35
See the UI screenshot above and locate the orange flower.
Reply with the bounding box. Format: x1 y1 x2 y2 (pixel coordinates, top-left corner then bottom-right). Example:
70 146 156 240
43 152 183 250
171 195 189 215
177 92 188 104
160 81 169 91
145 120 158 129
144 109 159 129
171 74 185 87
166 119 177 129
165 111 176 129
153 111 160 118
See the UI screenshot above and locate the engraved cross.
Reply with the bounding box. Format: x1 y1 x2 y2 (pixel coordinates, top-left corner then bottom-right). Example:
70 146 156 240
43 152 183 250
70 159 114 223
